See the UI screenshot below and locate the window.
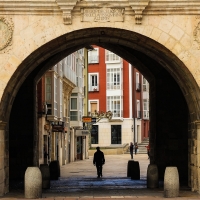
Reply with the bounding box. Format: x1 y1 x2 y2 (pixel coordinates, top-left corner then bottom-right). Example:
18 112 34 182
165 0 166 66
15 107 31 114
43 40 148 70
89 73 99 91
71 98 77 109
70 97 78 121
105 50 120 62
67 55 72 68
59 80 63 118
45 74 52 115
107 68 121 90
92 75 97 87
89 100 98 116
137 100 141 118
88 48 99 63
70 111 78 121
111 125 121 144
143 77 149 92
107 96 122 118
91 125 98 144
54 75 58 117
136 72 141 91
143 99 149 119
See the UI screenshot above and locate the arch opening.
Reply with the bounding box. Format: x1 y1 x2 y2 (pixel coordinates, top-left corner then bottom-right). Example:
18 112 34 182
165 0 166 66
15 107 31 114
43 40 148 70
1 28 199 192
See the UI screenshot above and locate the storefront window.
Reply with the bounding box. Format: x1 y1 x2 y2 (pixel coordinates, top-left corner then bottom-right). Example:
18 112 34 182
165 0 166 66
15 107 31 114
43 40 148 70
91 125 98 144
111 125 121 144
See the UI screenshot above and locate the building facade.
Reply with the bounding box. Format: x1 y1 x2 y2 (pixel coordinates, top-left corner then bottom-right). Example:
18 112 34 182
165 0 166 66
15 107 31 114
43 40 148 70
1 2 200 194
37 48 89 167
88 46 149 148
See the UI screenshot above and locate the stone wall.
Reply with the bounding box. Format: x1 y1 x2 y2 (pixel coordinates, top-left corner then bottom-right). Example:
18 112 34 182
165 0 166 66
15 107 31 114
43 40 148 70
0 0 200 196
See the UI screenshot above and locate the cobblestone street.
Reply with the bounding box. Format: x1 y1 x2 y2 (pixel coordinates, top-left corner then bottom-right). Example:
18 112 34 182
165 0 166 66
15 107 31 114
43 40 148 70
2 154 200 199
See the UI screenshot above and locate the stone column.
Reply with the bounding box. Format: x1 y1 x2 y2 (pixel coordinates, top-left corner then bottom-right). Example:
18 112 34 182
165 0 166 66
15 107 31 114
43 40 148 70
147 164 158 188
164 167 179 198
0 122 7 196
24 167 42 198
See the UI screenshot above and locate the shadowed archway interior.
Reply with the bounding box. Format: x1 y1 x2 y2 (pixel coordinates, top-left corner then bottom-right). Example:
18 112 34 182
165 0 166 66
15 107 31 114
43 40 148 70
1 28 199 186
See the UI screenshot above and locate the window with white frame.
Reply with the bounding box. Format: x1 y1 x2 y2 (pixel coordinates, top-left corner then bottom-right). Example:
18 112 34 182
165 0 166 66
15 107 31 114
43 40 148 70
70 97 78 121
71 98 77 109
143 99 149 119
143 77 149 92
107 96 122 118
45 73 52 115
111 125 121 144
59 80 63 119
54 75 58 117
137 100 141 118
89 73 98 91
91 125 98 144
136 72 140 90
89 100 98 116
88 48 99 64
66 55 72 68
105 50 120 62
107 68 121 90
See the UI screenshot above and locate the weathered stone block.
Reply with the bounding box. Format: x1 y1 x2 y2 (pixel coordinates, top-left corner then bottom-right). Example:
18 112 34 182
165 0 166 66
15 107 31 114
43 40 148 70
147 164 159 188
24 167 42 199
164 167 179 198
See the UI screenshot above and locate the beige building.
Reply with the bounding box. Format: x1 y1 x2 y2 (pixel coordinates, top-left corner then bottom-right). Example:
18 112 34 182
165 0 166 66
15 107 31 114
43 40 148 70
37 49 89 168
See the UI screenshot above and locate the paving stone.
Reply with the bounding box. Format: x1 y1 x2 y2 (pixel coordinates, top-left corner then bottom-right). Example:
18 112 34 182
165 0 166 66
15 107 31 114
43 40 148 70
2 155 200 199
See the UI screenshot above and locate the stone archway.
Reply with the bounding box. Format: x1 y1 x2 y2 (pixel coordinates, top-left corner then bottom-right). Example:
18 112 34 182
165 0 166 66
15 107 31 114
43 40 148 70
0 28 200 195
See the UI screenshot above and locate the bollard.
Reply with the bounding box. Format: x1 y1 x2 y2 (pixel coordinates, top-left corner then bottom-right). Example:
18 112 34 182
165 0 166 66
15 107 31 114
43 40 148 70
147 164 159 188
25 167 42 199
127 160 132 177
127 160 140 180
40 164 50 189
49 160 60 180
164 166 179 198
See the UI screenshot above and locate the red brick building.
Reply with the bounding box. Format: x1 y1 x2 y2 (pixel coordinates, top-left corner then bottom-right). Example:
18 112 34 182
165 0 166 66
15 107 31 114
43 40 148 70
88 46 149 147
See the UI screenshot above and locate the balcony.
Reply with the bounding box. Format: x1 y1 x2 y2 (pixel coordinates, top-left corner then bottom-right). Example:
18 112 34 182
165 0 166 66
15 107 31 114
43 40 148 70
88 55 99 64
143 111 149 119
137 111 141 119
136 83 141 91
89 85 99 92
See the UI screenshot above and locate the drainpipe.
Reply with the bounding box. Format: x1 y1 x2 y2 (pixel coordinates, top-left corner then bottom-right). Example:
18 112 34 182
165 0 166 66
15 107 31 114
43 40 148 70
133 66 136 144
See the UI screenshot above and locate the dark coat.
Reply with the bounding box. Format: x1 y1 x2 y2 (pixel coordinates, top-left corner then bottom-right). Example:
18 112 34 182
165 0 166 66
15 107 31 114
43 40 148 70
130 144 134 152
93 150 105 165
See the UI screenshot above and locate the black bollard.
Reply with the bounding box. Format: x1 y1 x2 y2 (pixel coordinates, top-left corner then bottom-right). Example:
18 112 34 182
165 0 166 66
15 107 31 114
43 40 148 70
40 164 50 189
127 160 140 180
49 160 60 180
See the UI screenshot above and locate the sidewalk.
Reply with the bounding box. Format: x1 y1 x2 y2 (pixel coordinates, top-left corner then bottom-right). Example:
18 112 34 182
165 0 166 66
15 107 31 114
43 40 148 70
1 154 200 199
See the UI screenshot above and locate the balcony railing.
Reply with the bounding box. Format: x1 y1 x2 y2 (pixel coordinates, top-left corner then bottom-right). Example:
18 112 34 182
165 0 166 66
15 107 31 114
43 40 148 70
88 55 99 64
89 85 99 92
143 111 149 119
136 83 141 91
105 54 121 62
137 111 141 119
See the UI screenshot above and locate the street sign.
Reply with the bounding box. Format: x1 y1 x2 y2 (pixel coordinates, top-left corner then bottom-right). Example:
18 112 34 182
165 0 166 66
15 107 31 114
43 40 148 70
82 116 92 123
82 117 97 123
91 118 96 123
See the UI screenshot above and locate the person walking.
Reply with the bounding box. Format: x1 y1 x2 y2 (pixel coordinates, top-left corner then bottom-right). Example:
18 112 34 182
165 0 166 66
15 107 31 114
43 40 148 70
134 142 138 155
93 147 105 178
145 144 150 159
129 142 134 159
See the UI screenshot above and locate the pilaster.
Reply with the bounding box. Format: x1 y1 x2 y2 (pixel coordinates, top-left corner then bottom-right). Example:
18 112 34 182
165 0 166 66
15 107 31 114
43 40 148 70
0 122 7 196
